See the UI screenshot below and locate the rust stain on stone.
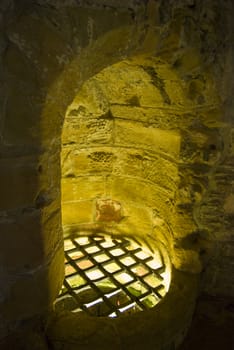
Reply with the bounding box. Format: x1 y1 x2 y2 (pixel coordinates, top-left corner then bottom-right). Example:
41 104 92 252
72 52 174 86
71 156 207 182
96 198 122 222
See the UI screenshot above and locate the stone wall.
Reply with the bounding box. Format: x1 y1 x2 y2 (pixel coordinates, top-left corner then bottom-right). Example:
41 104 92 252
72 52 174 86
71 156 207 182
0 0 234 347
61 57 212 277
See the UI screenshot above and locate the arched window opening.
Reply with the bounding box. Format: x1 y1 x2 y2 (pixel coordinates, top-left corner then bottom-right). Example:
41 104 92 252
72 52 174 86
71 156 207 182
57 57 184 317
55 233 170 317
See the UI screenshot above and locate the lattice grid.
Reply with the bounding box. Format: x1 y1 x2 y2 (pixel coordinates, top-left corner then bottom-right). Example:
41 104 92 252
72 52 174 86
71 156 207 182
55 234 169 317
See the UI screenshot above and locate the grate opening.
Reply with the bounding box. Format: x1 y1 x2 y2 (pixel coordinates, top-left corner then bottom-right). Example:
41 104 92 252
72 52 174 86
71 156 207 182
55 234 171 317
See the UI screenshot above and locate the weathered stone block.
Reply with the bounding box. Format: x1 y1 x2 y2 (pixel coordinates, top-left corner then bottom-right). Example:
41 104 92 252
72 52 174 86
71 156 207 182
62 147 115 177
2 79 42 145
96 61 164 106
61 178 77 202
110 103 186 127
7 13 67 83
114 120 180 157
158 15 183 56
164 79 187 106
171 247 202 274
112 148 178 191
0 209 61 271
176 48 202 75
0 244 64 321
224 194 234 214
47 312 121 350
3 43 35 81
66 78 109 120
171 209 197 239
110 105 154 123
0 157 39 211
62 200 94 226
0 329 49 350
115 203 153 237
61 176 105 202
106 175 173 213
62 117 113 146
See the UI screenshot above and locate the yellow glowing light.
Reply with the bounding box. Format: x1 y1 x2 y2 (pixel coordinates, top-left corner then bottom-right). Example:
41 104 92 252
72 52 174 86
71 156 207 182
120 256 136 266
85 269 104 280
109 248 125 256
85 246 100 254
64 239 76 250
75 237 89 245
135 251 150 260
115 272 134 284
146 259 162 269
93 253 109 263
161 269 171 292
58 235 172 317
104 262 121 273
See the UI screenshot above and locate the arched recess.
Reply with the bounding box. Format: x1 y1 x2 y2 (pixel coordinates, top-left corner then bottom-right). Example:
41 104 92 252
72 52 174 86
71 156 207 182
0 2 224 348
46 47 221 349
0 22 156 338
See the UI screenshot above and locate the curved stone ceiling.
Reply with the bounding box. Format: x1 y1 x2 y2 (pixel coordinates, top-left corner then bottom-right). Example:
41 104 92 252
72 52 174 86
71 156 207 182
61 56 208 277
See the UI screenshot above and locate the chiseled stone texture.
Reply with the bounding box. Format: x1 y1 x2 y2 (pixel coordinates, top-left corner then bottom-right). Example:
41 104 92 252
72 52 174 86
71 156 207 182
60 57 223 278
47 270 198 350
0 0 234 347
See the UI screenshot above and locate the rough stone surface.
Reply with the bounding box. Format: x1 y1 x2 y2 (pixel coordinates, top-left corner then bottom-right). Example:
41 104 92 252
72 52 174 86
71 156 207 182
47 270 198 350
179 294 234 350
0 0 234 348
60 57 222 277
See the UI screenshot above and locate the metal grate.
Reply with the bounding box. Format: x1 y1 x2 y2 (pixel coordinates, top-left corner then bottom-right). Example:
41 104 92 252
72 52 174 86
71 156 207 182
55 234 170 317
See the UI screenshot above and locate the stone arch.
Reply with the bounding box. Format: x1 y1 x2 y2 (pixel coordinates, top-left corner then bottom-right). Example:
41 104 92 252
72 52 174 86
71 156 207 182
0 2 227 348
46 51 221 349
1 21 157 336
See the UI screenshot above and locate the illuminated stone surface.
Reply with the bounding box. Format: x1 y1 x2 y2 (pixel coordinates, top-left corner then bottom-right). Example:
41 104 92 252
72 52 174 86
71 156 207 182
0 0 234 349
